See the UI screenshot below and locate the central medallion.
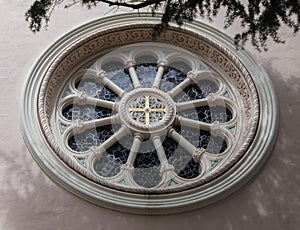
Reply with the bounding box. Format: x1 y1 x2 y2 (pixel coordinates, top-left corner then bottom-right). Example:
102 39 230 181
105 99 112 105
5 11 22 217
128 95 166 125
118 88 176 134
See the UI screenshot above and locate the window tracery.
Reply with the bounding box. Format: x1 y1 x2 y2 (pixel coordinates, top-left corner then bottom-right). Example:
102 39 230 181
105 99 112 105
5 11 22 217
21 14 278 214
56 43 241 191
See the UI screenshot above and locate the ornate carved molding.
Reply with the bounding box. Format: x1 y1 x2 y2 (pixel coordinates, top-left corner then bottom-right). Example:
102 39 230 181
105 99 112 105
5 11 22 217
21 14 278 214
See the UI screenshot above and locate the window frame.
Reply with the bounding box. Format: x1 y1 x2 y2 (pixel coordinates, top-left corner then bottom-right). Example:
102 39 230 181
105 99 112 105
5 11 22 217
20 13 278 215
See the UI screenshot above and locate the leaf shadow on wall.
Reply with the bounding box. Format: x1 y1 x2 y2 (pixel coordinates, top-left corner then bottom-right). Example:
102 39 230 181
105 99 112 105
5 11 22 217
2 63 300 229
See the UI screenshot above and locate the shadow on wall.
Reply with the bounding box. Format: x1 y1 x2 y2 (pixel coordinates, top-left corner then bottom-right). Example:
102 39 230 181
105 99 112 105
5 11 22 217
214 61 300 230
1 64 300 230
0 144 71 229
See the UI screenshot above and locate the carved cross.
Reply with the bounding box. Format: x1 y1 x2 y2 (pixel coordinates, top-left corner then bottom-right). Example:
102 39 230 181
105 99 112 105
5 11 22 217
129 95 166 125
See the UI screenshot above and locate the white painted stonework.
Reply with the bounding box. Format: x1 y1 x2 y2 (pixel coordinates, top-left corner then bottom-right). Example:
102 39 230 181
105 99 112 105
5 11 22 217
20 13 278 214
1 1 300 229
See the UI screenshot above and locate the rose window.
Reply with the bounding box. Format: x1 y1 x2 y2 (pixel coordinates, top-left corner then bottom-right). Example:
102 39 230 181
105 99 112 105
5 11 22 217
21 14 278 214
57 43 240 191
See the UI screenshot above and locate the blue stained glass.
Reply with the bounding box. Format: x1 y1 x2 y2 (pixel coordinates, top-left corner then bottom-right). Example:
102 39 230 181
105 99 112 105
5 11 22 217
163 137 201 179
160 67 186 92
76 79 119 102
68 125 114 152
210 160 218 167
133 140 162 188
94 136 132 177
178 106 232 123
174 79 219 102
75 156 87 167
102 61 133 91
174 126 227 154
135 64 157 88
60 123 67 133
63 104 112 121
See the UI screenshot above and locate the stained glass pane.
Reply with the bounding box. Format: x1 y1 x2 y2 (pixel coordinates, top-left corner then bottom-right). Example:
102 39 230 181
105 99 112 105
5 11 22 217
102 61 133 91
178 106 232 123
174 79 218 102
207 135 228 154
60 123 67 133
178 158 201 179
63 87 72 97
136 55 157 64
94 136 132 177
101 61 124 72
174 126 227 154
169 61 192 74
76 79 119 101
133 140 161 187
197 79 219 97
135 64 157 88
160 67 186 92
68 125 114 152
163 137 201 179
63 104 112 121
133 166 161 188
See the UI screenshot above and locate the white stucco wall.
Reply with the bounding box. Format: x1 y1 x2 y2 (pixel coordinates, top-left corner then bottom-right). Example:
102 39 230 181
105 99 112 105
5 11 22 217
1 1 299 229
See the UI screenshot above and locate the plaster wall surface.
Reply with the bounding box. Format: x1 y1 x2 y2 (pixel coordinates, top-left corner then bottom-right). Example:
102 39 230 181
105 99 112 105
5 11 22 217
0 1 299 229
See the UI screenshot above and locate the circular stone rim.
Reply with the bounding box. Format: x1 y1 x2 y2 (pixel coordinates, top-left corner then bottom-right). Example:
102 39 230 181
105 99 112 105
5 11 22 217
20 13 279 215
118 88 176 133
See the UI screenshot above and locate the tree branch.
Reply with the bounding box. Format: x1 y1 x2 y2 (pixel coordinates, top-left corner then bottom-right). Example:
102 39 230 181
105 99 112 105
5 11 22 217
95 0 164 9
25 0 300 51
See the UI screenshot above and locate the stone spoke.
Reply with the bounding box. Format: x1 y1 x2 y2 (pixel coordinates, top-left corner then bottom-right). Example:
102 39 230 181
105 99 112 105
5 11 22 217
95 70 125 97
89 126 129 158
175 115 229 139
152 136 175 176
168 78 192 98
152 136 168 165
168 70 212 98
168 128 196 155
176 96 229 111
63 93 116 111
125 61 141 88
175 115 211 132
92 98 116 110
72 115 120 134
168 128 206 164
124 134 142 167
153 61 168 89
176 98 208 111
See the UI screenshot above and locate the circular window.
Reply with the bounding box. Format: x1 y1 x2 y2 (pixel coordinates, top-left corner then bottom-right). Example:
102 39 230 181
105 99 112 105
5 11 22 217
21 13 278 214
